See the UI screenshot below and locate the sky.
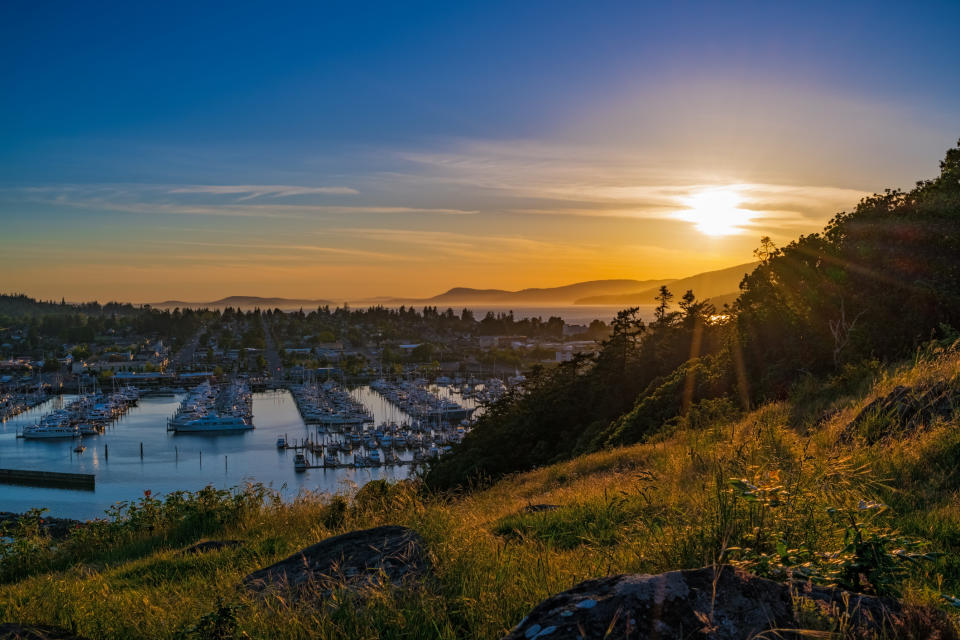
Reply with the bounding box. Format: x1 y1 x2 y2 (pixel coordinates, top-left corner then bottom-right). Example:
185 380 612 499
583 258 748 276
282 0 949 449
2 0 958 303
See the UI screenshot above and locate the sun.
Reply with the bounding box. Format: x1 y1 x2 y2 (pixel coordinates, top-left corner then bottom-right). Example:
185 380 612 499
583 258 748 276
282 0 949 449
676 187 754 236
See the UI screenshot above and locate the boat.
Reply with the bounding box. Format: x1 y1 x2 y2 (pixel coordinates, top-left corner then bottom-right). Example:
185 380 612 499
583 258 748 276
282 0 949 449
276 436 287 449
294 453 307 471
172 415 253 433
21 424 79 439
73 443 86 453
78 423 101 436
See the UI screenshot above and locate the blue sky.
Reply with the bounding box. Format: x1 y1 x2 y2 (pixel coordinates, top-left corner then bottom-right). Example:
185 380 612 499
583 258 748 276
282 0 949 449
2 1 958 301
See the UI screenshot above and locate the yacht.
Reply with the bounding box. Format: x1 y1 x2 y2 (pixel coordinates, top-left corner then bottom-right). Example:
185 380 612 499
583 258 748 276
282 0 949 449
21 423 80 439
294 453 307 471
172 415 253 433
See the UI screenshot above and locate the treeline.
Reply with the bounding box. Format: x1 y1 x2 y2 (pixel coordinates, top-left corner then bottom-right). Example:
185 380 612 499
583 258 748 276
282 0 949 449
268 304 603 348
0 296 217 353
424 139 960 490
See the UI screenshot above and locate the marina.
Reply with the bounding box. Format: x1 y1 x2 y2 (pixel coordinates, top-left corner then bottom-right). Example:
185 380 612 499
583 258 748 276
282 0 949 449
284 378 471 471
16 387 140 439
370 378 475 423
0 382 474 520
167 380 253 433
0 389 48 421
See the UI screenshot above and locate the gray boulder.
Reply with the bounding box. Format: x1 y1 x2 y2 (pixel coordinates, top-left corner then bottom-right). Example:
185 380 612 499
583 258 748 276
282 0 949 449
844 381 958 442
502 565 794 640
242 525 429 602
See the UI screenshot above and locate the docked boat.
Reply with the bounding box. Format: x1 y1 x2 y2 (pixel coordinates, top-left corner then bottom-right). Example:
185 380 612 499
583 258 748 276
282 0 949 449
21 423 79 439
172 414 253 433
294 453 307 471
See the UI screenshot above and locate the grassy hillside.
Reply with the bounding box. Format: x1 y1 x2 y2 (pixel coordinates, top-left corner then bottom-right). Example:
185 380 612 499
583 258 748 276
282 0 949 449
2 345 959 638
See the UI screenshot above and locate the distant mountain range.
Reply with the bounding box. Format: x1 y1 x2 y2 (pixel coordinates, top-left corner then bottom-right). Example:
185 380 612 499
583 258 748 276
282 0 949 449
572 262 758 306
371 279 672 306
149 262 758 311
150 296 334 310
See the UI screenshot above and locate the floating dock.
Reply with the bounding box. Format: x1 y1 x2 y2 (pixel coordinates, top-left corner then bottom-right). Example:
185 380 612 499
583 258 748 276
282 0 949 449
0 468 95 490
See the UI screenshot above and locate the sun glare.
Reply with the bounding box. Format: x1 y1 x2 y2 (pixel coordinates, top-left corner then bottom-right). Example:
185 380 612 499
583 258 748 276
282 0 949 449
677 187 753 236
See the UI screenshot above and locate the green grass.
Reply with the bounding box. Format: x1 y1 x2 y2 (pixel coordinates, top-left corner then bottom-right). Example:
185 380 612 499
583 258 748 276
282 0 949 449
2 349 960 638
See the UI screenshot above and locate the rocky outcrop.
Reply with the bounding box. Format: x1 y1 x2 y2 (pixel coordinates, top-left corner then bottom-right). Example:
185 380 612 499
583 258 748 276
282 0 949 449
0 624 89 640
845 382 958 442
503 565 959 640
800 584 958 639
503 565 793 640
242 525 429 603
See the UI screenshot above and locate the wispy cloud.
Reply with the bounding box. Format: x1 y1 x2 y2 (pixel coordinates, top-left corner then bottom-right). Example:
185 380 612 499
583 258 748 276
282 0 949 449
4 184 476 218
167 184 359 199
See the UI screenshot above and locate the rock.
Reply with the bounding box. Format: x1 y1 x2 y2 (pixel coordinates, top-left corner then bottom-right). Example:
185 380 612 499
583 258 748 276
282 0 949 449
803 584 903 632
502 565 794 640
844 381 958 442
522 504 560 513
801 584 959 639
0 624 90 640
182 539 244 554
242 525 429 602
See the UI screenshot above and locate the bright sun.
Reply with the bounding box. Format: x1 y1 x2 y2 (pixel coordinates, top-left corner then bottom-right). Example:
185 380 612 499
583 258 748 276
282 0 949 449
677 187 753 236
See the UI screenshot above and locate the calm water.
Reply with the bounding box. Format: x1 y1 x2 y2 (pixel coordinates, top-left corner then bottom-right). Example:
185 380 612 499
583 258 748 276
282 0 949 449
0 389 413 520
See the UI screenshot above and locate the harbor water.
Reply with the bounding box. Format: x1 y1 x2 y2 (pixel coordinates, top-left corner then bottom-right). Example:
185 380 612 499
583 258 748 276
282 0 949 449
0 389 413 520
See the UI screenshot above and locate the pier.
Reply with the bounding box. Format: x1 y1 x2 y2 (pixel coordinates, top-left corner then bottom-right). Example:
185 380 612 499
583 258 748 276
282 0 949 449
0 468 95 490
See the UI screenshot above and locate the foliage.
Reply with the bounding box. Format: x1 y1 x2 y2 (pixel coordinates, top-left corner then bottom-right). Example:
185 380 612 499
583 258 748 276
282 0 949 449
426 297 734 489
736 140 960 396
0 485 269 583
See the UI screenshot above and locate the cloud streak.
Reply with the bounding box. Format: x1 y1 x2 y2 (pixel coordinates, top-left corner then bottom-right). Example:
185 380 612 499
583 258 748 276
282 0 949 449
167 184 359 199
